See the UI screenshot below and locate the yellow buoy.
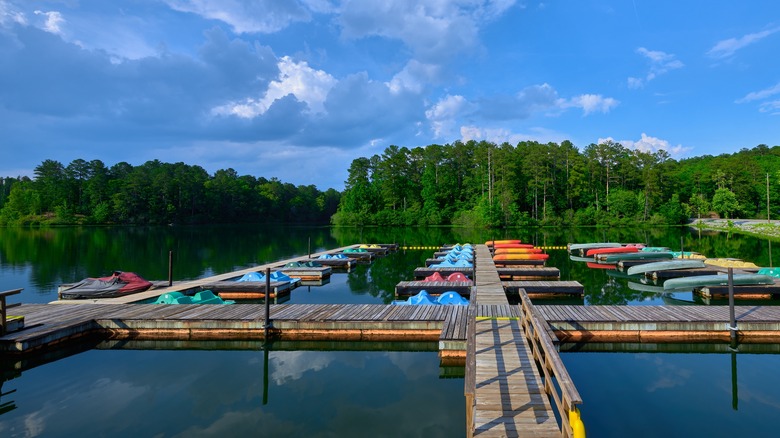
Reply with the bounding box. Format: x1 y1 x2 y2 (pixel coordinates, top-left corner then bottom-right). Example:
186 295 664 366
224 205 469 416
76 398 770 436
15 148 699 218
569 407 586 438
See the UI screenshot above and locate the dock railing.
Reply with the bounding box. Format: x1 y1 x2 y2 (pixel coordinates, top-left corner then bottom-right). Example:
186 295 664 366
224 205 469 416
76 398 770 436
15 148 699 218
0 288 23 336
518 288 585 437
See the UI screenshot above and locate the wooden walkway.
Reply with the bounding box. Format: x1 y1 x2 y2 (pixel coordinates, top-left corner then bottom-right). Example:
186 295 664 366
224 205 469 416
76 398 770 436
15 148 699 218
467 245 559 437
537 304 780 343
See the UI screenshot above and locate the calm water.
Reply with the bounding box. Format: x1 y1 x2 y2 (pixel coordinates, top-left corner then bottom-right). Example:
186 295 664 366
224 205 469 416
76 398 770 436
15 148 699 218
1 225 779 436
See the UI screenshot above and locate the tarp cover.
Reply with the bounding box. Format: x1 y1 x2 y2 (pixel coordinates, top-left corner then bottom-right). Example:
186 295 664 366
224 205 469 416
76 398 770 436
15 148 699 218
60 271 153 299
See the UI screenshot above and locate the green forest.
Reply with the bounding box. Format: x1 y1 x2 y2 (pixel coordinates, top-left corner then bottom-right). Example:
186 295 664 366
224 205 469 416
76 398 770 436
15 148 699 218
1 141 779 227
332 140 780 227
0 159 340 225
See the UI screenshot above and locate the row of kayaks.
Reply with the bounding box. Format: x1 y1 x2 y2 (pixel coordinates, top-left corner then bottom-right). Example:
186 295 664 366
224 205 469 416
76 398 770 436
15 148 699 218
570 241 778 291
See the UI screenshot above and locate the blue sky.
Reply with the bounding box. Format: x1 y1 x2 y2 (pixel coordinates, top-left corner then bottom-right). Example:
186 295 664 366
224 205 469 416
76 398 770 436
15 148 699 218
1 1 778 190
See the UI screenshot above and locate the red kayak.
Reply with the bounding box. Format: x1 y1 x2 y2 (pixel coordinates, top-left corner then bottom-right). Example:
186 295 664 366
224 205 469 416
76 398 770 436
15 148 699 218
586 262 616 270
494 248 543 255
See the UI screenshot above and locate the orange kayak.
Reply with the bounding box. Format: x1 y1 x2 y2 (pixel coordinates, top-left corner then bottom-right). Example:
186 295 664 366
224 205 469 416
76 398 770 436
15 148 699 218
494 248 543 254
585 246 639 257
493 253 549 261
485 239 522 245
493 243 535 249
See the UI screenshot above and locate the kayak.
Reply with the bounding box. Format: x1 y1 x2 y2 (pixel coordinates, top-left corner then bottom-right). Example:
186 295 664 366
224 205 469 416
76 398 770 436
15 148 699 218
599 252 674 263
493 253 549 261
626 260 706 276
494 248 543 254
663 273 776 290
586 246 639 257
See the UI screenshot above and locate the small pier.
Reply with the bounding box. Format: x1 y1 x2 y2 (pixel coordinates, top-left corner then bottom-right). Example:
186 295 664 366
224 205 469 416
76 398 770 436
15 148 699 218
465 245 562 437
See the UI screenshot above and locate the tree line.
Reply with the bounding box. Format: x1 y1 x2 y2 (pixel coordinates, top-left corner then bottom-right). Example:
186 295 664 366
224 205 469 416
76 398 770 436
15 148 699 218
0 159 340 225
332 140 780 227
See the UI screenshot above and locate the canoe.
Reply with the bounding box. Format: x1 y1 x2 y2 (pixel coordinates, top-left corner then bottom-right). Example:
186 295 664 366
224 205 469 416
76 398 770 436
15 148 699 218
671 251 706 259
758 267 780 278
493 253 549 261
626 260 707 276
640 246 670 252
569 255 595 263
568 242 622 251
494 248 543 254
704 259 759 269
492 243 535 249
586 262 616 270
663 274 776 290
586 246 639 256
485 239 522 245
599 252 674 263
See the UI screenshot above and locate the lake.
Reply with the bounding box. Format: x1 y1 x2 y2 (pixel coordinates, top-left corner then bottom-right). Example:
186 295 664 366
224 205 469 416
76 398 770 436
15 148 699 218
1 225 779 436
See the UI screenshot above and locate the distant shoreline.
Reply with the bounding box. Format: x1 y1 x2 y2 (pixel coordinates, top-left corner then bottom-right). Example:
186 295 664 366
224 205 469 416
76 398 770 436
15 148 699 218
689 218 780 240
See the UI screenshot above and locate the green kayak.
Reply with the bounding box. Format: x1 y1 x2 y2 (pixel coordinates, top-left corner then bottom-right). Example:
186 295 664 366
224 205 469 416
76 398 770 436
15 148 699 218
627 260 706 276
663 274 776 290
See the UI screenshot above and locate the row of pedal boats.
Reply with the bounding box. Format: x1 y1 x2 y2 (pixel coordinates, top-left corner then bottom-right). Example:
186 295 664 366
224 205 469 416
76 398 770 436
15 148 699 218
58 247 373 302
570 242 779 291
394 244 474 305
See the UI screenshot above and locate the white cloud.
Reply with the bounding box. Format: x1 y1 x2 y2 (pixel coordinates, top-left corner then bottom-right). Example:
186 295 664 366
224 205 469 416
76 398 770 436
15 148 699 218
736 82 780 103
386 60 440 94
426 94 472 138
33 10 64 35
707 26 780 59
337 0 515 63
212 56 336 117
599 133 690 157
736 82 780 115
759 100 780 115
0 1 26 26
461 125 568 146
628 47 684 89
560 94 619 115
162 0 312 33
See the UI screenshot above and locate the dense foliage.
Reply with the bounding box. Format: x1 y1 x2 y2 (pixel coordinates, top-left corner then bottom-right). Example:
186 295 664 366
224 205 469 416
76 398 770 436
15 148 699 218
0 159 340 225
332 141 780 227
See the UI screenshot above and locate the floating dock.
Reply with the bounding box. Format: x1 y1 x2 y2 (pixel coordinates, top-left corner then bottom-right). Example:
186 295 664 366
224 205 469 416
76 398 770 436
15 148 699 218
7 241 780 437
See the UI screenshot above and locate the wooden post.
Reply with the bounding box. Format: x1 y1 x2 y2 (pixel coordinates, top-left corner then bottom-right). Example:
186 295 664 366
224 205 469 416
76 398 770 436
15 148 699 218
728 267 737 343
264 267 271 341
308 237 311 259
168 250 173 287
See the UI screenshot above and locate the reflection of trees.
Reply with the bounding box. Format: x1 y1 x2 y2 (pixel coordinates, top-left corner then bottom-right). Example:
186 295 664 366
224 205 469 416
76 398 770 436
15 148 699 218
346 251 431 303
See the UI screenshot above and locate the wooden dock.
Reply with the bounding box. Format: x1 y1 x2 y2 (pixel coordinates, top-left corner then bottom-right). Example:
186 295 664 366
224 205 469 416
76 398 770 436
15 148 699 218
496 267 560 280
503 281 584 297
10 241 780 437
465 245 560 437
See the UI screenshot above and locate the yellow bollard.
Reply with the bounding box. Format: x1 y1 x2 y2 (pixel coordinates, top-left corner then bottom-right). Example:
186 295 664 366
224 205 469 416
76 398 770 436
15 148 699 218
569 407 586 438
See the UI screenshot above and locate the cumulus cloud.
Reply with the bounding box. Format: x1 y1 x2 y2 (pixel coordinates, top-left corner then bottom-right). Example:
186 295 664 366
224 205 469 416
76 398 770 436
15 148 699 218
386 60 441 94
426 94 472 138
337 0 515 63
479 84 618 120
707 26 780 59
161 0 312 33
461 125 569 146
599 133 690 157
560 94 619 115
628 47 684 89
212 56 336 117
33 10 64 34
